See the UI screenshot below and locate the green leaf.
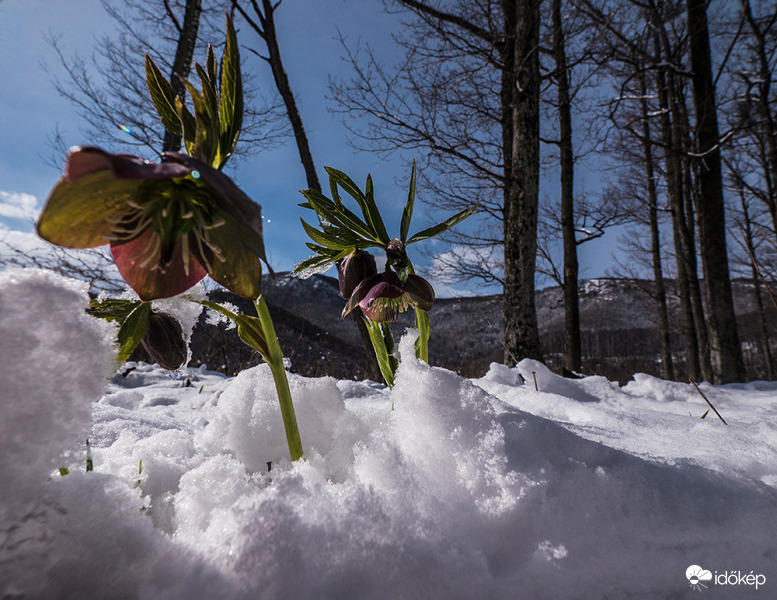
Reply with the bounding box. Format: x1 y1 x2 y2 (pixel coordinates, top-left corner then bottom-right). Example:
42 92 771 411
87 298 142 322
406 204 477 245
195 299 270 359
364 318 395 388
300 188 376 242
414 307 429 363
205 44 217 84
364 174 390 244
235 313 271 359
324 168 378 235
400 160 416 243
219 14 243 164
144 54 182 136
293 254 332 275
176 97 197 155
117 301 152 364
701 410 709 419
300 218 355 251
182 77 219 165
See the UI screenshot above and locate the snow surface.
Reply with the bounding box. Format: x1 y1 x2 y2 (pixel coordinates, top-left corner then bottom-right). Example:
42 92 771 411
2 269 776 599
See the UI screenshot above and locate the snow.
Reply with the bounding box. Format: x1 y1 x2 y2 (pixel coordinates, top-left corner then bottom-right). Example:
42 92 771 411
2 269 776 599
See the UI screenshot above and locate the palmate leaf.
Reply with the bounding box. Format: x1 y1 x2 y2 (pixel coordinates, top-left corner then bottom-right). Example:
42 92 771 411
300 219 356 251
406 204 477 245
145 55 182 137
300 188 376 242
324 168 377 232
400 161 417 243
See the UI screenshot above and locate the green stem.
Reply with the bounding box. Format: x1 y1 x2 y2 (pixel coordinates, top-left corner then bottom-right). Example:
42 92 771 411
414 308 429 363
254 295 303 461
364 318 397 388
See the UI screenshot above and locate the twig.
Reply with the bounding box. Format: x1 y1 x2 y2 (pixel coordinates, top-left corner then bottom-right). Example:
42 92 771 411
532 371 538 391
689 377 728 425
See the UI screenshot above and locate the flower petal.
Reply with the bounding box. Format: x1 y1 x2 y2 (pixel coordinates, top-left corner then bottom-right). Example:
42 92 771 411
192 210 264 299
342 272 385 317
110 229 207 300
163 152 270 269
37 171 138 248
404 274 435 311
68 146 190 181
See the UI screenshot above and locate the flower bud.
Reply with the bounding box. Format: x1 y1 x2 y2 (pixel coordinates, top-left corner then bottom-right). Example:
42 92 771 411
386 238 405 263
337 250 377 299
141 312 187 370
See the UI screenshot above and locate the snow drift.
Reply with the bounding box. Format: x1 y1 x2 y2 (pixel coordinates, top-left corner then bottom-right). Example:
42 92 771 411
1 269 775 599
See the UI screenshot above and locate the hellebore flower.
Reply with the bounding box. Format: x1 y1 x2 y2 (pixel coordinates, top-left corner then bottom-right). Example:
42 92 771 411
141 312 187 370
342 270 434 322
337 249 377 299
37 146 269 300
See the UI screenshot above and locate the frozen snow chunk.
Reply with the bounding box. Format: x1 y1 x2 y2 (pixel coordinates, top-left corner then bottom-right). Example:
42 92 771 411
623 372 694 403
203 365 365 475
482 361 525 386
0 269 114 519
355 332 526 516
514 359 599 402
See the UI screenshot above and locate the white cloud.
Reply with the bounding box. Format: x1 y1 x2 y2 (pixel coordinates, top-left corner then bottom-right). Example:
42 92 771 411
0 191 39 221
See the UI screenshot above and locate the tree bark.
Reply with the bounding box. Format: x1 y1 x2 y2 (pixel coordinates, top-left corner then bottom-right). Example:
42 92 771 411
502 0 543 364
552 0 581 373
655 53 701 381
164 0 202 153
686 0 745 383
739 190 774 379
639 67 674 380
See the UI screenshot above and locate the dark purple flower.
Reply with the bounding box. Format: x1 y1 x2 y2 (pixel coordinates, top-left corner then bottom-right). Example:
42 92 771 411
37 146 269 300
342 270 434 322
337 250 377 299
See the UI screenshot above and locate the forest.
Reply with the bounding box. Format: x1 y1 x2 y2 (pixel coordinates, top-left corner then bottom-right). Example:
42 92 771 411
4 0 777 385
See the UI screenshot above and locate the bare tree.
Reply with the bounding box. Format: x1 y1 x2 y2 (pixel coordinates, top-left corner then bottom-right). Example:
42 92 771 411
685 0 745 383
47 0 286 161
232 0 321 191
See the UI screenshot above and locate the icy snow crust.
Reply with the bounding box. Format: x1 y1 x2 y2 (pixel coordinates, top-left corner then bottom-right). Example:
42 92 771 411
2 270 777 599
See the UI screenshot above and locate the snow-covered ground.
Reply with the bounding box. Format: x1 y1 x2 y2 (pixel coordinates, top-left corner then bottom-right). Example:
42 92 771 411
2 268 776 599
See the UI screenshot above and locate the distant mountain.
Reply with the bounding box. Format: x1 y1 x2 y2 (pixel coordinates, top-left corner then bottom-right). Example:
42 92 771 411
178 274 777 384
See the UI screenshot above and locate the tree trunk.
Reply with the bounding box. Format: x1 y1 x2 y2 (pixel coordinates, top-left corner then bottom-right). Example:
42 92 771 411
639 67 674 380
740 191 774 379
552 0 581 373
164 0 202 153
742 0 777 239
259 0 321 191
686 0 744 383
655 54 701 381
502 0 543 364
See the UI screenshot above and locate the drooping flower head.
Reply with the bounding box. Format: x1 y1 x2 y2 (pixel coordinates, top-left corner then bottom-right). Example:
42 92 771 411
342 270 434 322
337 249 377 300
37 146 270 300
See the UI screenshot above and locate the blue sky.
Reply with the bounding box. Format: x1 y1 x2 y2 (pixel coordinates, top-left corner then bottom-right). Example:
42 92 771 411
0 0 622 297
